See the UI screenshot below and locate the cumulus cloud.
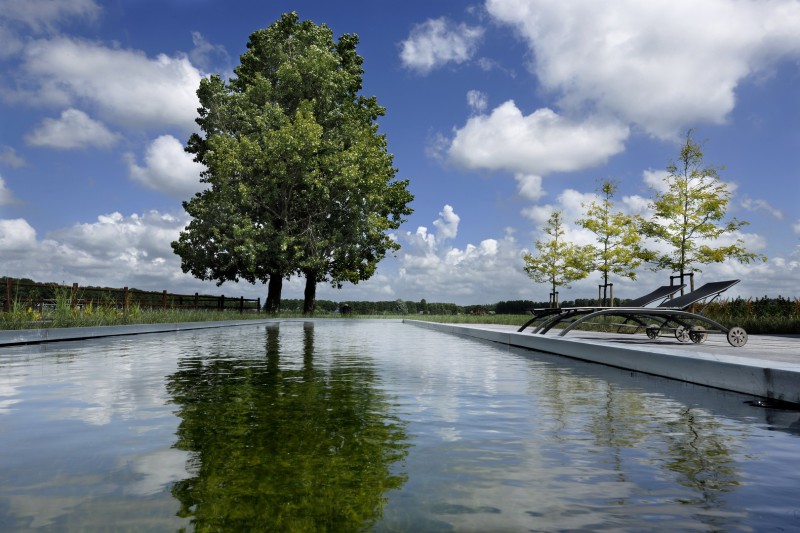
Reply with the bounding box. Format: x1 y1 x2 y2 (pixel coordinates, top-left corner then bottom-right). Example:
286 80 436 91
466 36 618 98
0 211 211 292
25 108 120 149
394 205 532 301
16 37 202 131
0 218 37 251
433 204 460 240
400 17 484 74
486 0 800 139
515 174 545 201
126 135 206 198
448 101 629 175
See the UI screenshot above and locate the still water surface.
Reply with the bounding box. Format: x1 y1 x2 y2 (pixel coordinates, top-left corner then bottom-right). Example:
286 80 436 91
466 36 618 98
1 320 799 531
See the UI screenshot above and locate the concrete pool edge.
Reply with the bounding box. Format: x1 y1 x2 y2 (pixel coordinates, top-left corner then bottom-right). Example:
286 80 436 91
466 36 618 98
404 319 800 405
0 319 281 346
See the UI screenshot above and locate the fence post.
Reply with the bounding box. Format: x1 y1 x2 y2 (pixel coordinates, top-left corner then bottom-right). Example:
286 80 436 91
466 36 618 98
219 295 225 311
162 290 167 309
123 287 129 315
4 278 11 313
257 298 261 313
194 292 199 310
239 296 244 314
71 282 79 309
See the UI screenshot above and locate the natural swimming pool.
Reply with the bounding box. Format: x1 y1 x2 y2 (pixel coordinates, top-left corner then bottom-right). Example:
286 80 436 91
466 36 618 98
1 320 799 531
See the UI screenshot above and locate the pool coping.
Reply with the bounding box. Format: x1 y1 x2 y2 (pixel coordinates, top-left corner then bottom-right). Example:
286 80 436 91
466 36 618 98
404 320 800 405
0 319 280 346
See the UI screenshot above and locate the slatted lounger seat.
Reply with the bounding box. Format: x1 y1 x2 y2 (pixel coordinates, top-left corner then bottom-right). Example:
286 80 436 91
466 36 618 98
553 279 748 347
517 284 685 333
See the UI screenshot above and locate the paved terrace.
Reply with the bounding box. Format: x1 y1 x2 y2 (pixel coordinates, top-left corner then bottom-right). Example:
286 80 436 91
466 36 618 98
405 320 800 405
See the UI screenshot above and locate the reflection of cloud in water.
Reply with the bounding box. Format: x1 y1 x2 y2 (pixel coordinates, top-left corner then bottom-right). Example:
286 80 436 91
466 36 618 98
2 493 89 529
0 379 22 414
374 326 519 443
2 336 186 426
123 448 192 496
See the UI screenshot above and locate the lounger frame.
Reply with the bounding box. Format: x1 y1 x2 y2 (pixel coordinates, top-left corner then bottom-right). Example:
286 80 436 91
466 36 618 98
519 280 748 347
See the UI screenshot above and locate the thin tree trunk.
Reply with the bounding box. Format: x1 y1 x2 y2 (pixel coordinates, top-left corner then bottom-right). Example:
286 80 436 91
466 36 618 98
303 271 317 315
265 274 283 313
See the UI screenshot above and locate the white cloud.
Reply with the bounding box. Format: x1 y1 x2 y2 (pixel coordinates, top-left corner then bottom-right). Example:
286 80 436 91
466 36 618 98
189 31 230 73
515 174 545 201
0 0 100 32
16 37 202 131
400 17 484 74
0 211 224 294
0 175 18 205
741 196 784 220
642 169 670 193
486 0 800 139
466 90 488 113
395 205 532 302
25 108 119 149
0 218 37 251
448 101 629 175
126 135 206 198
0 146 25 167
433 204 460 240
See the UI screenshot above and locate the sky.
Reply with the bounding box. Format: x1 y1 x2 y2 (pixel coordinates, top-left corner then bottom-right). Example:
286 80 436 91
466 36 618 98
1 0 799 306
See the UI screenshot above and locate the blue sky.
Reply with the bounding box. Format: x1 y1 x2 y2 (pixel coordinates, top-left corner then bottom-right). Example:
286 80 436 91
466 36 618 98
0 0 798 306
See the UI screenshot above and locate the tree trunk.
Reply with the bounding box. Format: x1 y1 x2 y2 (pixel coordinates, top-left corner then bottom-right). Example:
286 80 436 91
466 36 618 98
303 271 317 315
265 274 283 313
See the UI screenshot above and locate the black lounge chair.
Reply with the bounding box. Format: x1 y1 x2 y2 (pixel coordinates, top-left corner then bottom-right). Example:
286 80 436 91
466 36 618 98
552 279 748 347
517 284 685 333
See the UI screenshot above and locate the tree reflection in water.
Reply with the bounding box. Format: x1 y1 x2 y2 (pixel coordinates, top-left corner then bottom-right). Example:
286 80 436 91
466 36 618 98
167 322 409 531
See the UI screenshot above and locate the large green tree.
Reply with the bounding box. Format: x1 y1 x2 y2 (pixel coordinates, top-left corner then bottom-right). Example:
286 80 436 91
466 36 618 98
523 211 594 307
641 130 765 292
172 12 412 313
577 179 647 305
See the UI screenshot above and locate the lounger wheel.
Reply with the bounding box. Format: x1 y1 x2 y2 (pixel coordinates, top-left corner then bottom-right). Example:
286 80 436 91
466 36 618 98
727 326 748 347
645 325 661 339
675 326 690 343
689 326 708 344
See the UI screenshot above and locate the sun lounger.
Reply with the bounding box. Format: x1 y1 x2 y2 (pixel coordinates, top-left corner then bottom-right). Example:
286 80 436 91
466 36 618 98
517 284 685 333
553 279 748 347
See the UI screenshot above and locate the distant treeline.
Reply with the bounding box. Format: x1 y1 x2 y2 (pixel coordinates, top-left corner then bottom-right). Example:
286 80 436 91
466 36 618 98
4 277 797 319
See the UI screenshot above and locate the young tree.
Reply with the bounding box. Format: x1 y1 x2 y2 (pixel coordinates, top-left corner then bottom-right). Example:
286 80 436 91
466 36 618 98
641 130 765 292
172 12 412 313
523 211 593 307
577 179 646 305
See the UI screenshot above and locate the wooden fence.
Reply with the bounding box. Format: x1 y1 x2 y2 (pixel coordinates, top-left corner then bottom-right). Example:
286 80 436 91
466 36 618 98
1 278 261 314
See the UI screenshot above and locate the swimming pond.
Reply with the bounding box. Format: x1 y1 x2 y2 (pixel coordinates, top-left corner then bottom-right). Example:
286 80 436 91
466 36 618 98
1 319 799 531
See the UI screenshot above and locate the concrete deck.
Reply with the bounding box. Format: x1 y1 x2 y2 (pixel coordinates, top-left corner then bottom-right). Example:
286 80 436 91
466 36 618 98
404 320 800 405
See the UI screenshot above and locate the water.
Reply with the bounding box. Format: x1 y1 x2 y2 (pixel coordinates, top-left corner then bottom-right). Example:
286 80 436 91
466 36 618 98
1 320 799 532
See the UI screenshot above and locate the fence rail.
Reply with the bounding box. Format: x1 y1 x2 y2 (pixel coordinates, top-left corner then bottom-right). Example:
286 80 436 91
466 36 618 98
2 278 261 314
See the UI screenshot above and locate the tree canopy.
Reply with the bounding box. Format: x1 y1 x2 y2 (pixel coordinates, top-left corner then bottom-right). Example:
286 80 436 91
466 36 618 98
523 211 593 307
641 130 765 290
577 178 647 304
172 12 413 312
